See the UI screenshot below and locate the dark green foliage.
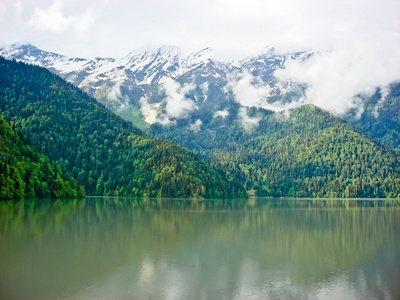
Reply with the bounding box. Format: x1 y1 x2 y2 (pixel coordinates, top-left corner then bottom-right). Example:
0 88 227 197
345 83 400 152
0 57 245 198
151 104 400 198
0 115 84 199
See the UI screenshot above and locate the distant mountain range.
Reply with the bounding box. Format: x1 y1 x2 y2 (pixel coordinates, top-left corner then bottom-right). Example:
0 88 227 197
2 43 400 151
0 43 310 128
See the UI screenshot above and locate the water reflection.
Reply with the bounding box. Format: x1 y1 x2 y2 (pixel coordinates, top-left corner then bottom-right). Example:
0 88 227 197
0 198 399 300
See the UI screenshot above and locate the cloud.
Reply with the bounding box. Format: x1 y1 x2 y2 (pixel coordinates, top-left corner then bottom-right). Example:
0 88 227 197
15 1 23 23
27 1 95 38
372 86 390 118
200 81 209 94
229 71 273 107
229 71 300 112
213 0 399 62
2 0 398 63
155 114 177 126
238 107 260 131
189 119 202 132
275 41 400 117
274 109 291 121
108 82 122 102
105 82 130 110
160 78 196 119
139 96 160 124
139 96 151 118
213 109 229 118
0 2 7 21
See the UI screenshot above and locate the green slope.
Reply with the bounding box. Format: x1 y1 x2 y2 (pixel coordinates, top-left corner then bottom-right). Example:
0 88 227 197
151 103 400 198
0 115 84 199
345 83 400 152
0 57 245 198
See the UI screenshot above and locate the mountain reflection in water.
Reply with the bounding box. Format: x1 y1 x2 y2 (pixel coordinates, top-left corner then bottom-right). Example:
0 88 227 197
0 197 399 300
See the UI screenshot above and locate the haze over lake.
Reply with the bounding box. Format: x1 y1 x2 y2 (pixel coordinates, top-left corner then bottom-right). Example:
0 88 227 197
0 197 399 300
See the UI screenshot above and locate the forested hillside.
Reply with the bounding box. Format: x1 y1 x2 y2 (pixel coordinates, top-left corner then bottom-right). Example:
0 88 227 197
151 103 400 198
345 83 400 152
0 57 245 198
0 115 84 199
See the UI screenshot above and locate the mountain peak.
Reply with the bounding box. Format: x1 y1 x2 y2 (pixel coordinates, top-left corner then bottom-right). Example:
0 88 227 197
181 48 214 68
0 43 66 66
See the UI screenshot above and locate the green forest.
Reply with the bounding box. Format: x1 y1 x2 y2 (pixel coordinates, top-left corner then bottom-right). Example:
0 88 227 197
0 115 84 199
1 56 400 199
151 103 400 198
345 83 400 152
0 58 245 199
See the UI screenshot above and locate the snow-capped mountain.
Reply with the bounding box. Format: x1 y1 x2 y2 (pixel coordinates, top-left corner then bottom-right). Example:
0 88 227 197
232 47 312 84
0 43 309 127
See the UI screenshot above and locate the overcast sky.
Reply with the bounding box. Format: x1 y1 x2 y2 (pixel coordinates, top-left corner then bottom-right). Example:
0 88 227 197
0 0 399 60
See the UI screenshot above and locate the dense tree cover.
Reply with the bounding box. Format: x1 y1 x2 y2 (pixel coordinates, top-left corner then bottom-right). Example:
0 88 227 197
0 57 245 198
0 115 84 199
151 103 400 198
345 82 400 152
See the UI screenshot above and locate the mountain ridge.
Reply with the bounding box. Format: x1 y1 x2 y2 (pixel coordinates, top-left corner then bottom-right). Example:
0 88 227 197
0 43 306 129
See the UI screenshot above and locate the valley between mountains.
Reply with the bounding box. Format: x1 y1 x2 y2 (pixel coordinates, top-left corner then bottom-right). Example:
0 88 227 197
1 44 400 199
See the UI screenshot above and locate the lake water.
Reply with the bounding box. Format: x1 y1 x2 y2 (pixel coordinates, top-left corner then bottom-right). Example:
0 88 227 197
0 197 399 300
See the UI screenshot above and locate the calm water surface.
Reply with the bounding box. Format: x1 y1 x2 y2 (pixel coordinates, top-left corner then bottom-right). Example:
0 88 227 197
0 197 399 300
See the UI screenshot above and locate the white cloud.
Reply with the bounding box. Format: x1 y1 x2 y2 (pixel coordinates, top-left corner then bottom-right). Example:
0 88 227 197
229 71 272 107
213 109 229 118
105 82 130 110
238 107 260 132
372 86 390 118
160 78 196 119
275 41 400 117
189 119 202 132
139 96 151 119
155 114 177 126
108 82 122 102
27 2 95 38
15 1 23 23
139 96 160 124
1 0 399 62
200 81 209 94
182 0 400 61
274 110 291 121
0 2 7 21
229 71 301 112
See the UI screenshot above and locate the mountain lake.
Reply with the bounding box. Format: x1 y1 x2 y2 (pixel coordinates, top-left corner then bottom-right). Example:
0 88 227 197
0 197 399 300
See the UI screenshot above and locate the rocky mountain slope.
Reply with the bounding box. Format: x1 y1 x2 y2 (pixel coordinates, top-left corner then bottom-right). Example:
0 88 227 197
0 43 308 128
